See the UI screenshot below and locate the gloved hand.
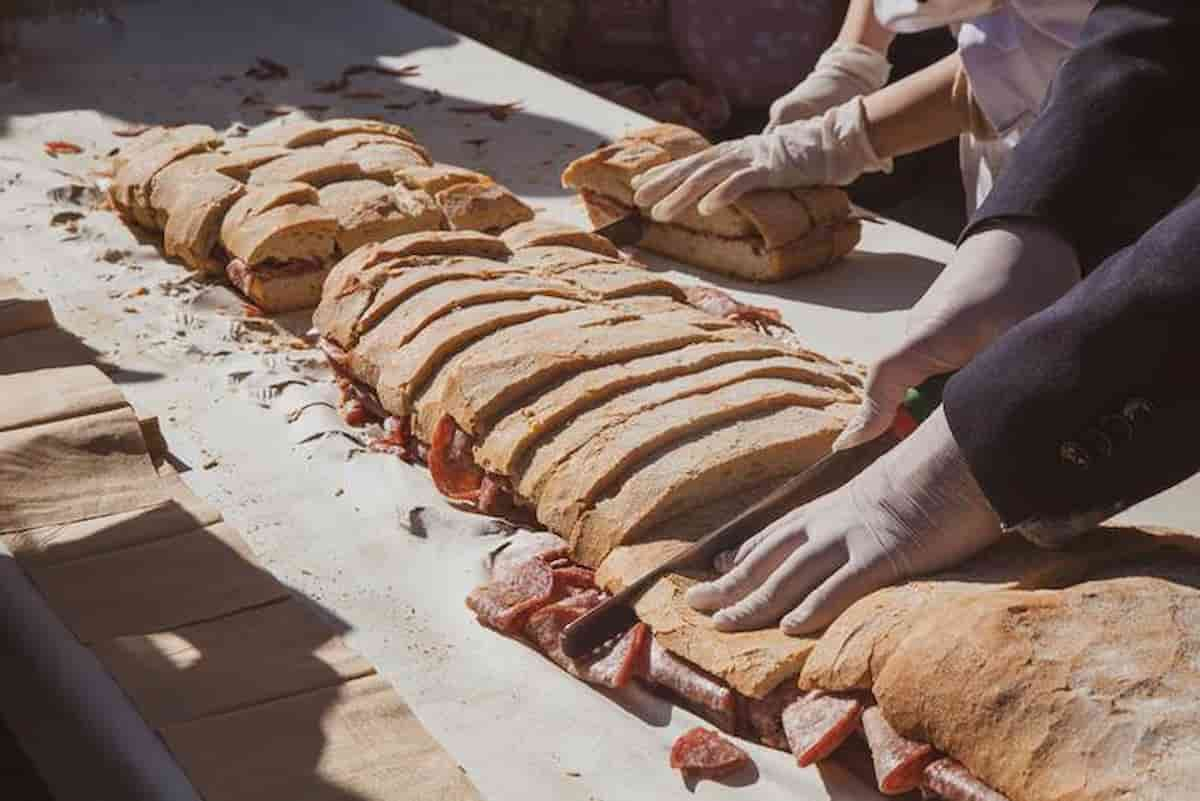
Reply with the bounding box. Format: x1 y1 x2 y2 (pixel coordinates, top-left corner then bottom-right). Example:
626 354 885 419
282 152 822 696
687 408 1003 635
764 43 892 133
833 221 1081 452
631 98 891 222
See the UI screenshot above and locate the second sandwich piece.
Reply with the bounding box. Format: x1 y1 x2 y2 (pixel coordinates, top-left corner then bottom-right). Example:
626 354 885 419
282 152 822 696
562 124 860 282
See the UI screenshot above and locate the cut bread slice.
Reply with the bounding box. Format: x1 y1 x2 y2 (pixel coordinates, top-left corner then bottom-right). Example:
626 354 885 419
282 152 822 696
564 123 860 280
372 299 586 419
435 181 535 233
244 117 416 148
110 124 221 176
536 377 849 535
226 259 333 314
316 180 445 254
569 403 843 566
395 163 488 195
110 126 221 230
582 190 861 282
593 474 817 698
475 341 797 477
513 353 855 504
322 132 433 166
500 220 620 258
441 316 725 438
351 272 585 386
556 262 684 301
504 245 615 276
149 152 241 228
247 148 366 188
408 304 652 441
212 144 293 179
221 186 337 268
162 172 246 273
335 142 432 183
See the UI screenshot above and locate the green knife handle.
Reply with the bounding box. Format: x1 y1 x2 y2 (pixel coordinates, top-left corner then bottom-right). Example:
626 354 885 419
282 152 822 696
893 372 955 438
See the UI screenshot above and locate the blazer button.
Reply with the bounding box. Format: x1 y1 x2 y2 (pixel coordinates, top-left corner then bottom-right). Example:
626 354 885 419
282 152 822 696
1099 413 1134 445
1060 440 1090 468
1080 426 1114 459
1123 397 1153 426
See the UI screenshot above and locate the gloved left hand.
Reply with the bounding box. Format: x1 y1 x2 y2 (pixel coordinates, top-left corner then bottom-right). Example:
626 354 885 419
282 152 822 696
631 97 891 222
686 408 1002 635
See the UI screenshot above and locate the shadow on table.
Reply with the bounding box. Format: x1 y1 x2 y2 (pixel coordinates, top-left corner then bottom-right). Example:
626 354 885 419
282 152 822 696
0 0 614 204
635 244 947 315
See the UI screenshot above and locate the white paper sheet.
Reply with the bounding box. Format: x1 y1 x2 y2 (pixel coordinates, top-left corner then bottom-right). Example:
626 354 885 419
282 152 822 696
3 2 1198 800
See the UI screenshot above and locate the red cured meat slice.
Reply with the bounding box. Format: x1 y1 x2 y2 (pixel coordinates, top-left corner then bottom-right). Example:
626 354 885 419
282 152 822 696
429 414 485 502
524 592 649 689
782 690 864 767
643 640 736 732
669 727 751 780
744 682 804 750
552 564 596 591
683 286 791 332
861 705 936 795
490 532 568 583
465 556 555 633
922 759 1008 801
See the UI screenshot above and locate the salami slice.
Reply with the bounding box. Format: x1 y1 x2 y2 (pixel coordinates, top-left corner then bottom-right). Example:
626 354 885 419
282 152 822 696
782 690 864 767
465 555 556 633
429 414 484 502
923 759 1008 801
525 592 649 688
683 286 789 332
552 564 597 591
861 705 936 795
744 682 804 750
669 727 751 781
644 640 737 733
489 532 568 583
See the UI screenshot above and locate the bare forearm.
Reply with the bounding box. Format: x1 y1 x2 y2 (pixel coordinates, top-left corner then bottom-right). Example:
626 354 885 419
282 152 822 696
862 52 963 159
836 0 896 54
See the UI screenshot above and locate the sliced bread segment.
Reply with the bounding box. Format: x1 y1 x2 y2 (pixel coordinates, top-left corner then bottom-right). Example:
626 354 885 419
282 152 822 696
515 354 850 503
501 220 620 258
435 181 534 233
371 299 586 419
316 180 445 254
569 404 843 566
476 341 792 477
537 377 847 535
245 117 415 148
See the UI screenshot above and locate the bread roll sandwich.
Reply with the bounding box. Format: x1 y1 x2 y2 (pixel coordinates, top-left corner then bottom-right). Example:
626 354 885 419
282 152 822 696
562 124 860 281
108 117 535 312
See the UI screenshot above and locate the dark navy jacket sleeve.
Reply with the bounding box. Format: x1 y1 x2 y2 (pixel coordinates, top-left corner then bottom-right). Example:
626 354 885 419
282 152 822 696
944 0 1200 541
962 0 1200 274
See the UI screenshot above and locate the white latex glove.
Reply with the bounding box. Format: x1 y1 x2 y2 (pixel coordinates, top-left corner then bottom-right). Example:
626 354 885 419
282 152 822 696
764 43 892 133
687 408 1003 635
631 98 891 222
874 0 1004 34
833 221 1081 452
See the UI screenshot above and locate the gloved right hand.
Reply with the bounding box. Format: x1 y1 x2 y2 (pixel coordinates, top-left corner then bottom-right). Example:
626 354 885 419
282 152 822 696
765 43 892 133
833 221 1081 451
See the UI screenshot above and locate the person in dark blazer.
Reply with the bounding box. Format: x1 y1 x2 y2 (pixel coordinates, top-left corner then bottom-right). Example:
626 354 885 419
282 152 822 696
683 0 1200 635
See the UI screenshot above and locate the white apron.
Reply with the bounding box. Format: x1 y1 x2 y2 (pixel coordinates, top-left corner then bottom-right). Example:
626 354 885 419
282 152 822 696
877 0 1097 211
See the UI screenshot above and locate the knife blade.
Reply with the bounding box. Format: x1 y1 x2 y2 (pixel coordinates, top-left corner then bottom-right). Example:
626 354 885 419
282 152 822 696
559 372 954 659
591 213 645 248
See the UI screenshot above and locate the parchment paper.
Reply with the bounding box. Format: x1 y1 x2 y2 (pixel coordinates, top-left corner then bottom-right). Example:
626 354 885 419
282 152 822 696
2 2 1197 800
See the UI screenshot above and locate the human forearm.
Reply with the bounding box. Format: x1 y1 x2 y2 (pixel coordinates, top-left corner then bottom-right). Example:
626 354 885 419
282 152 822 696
862 52 963 160
836 0 896 54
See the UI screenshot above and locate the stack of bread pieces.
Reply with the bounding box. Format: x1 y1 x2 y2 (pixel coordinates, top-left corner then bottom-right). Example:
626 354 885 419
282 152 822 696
313 218 1200 801
563 124 861 281
108 117 535 312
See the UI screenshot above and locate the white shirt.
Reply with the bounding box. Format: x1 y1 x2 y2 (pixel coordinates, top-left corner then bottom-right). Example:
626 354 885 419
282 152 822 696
877 0 1096 210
